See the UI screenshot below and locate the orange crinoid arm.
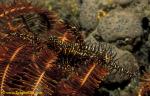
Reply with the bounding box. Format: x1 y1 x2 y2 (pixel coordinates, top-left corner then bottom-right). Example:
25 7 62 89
138 72 150 96
56 62 109 96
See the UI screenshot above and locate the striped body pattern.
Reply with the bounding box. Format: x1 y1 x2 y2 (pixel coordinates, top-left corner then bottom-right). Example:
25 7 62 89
0 0 136 96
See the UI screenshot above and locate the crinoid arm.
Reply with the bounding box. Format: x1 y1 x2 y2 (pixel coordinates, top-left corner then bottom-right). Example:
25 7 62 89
138 71 150 96
0 40 34 95
4 48 60 96
56 62 109 96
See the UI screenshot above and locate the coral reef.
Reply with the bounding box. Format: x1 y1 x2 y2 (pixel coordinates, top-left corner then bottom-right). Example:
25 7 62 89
0 0 137 96
0 0 150 96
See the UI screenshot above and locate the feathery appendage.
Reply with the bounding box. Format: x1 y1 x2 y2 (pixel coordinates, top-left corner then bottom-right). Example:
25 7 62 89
0 41 34 95
138 71 150 96
6 49 59 96
56 62 109 96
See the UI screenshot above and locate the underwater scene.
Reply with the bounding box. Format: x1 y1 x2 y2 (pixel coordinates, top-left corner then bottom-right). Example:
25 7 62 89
0 0 150 96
